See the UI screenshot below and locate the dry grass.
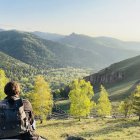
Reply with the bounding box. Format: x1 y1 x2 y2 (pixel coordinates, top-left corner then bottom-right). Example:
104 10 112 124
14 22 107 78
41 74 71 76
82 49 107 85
36 117 140 140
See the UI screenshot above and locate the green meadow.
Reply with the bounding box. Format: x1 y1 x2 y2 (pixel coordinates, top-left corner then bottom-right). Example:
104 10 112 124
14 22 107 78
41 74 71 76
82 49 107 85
36 117 140 140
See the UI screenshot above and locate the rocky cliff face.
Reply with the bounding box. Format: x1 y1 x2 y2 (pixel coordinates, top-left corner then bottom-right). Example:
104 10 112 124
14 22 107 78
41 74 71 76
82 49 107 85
84 69 124 85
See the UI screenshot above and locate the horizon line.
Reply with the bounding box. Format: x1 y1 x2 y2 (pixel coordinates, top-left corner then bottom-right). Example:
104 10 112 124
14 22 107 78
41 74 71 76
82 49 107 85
0 27 140 42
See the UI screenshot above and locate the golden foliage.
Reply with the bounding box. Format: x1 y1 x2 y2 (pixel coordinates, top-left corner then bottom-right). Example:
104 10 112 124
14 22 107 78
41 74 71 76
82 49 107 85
97 85 112 116
29 75 53 118
69 79 95 119
0 69 8 100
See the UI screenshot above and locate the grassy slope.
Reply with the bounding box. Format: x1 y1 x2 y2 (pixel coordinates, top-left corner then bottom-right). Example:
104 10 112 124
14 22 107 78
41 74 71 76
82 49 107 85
36 118 140 140
89 55 140 101
107 55 140 101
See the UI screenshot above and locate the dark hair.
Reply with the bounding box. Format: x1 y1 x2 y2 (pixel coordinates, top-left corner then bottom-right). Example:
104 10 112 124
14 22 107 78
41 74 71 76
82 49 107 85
4 81 20 96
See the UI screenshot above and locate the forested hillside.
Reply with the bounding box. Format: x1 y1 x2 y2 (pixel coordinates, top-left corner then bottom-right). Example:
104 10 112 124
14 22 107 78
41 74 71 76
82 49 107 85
0 51 36 80
1 30 140 71
1 30 140 99
0 30 107 70
85 55 140 101
0 50 90 92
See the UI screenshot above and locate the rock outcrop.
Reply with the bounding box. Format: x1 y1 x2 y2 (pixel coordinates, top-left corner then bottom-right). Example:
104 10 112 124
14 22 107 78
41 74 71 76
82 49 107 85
84 69 124 86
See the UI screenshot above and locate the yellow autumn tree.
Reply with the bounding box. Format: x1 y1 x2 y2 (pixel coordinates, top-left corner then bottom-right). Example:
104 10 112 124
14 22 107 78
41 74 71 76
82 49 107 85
0 69 8 100
28 75 53 120
97 85 112 117
69 79 95 121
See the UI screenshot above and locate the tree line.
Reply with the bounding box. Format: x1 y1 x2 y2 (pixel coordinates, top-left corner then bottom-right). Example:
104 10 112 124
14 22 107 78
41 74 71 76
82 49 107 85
0 69 139 122
69 79 140 121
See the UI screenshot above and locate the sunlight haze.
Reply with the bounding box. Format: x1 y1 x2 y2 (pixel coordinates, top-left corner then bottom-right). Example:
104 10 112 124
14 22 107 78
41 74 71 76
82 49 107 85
0 0 140 41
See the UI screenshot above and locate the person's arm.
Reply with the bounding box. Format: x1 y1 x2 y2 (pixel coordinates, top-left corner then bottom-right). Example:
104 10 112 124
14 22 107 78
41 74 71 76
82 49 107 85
22 99 34 125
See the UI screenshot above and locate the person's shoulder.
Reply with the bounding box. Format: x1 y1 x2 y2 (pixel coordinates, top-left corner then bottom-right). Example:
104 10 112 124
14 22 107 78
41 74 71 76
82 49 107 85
0 99 7 106
22 98 33 111
22 98 31 103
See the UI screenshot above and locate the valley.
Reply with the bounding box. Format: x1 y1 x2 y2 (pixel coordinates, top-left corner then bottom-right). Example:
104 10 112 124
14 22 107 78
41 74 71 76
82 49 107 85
0 29 140 140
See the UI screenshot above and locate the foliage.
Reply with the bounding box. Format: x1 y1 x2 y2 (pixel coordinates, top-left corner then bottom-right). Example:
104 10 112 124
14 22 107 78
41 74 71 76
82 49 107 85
0 50 90 92
132 85 140 120
45 68 91 91
69 79 95 120
0 69 8 100
118 98 133 117
28 75 53 119
97 85 112 117
0 30 108 69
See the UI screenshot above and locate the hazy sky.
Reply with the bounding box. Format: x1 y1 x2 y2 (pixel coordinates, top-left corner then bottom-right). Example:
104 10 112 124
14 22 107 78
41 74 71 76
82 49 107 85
0 0 140 41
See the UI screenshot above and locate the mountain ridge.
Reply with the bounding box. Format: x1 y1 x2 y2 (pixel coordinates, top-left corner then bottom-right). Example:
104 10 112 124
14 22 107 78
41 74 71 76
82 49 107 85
85 54 140 101
0 30 105 69
0 30 140 71
32 31 65 41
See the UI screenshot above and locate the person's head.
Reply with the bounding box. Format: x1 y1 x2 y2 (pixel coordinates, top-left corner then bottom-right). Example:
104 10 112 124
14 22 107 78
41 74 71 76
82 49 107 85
4 81 21 97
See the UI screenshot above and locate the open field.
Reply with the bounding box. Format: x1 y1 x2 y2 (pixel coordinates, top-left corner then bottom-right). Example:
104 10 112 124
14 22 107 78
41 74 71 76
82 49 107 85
36 117 140 140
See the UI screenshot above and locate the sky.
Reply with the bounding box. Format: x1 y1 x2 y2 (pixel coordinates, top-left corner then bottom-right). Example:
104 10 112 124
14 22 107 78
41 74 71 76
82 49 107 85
0 0 140 41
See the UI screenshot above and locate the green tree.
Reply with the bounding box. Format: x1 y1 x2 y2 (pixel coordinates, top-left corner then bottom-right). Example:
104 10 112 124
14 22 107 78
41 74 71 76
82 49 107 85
28 75 53 122
118 98 133 118
69 79 95 121
97 85 112 117
132 85 140 121
0 69 8 100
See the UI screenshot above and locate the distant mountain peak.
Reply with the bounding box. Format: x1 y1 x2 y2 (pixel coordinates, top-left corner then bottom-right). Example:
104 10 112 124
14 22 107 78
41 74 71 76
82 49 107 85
70 32 77 36
0 30 140 72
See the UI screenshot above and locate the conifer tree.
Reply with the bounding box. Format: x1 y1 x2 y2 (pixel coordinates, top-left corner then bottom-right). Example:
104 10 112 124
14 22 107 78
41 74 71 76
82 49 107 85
97 85 112 117
132 85 140 121
28 75 53 121
0 69 8 100
69 79 95 121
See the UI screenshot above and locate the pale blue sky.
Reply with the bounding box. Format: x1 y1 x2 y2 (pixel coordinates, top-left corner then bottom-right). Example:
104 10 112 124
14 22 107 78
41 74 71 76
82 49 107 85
0 0 140 41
